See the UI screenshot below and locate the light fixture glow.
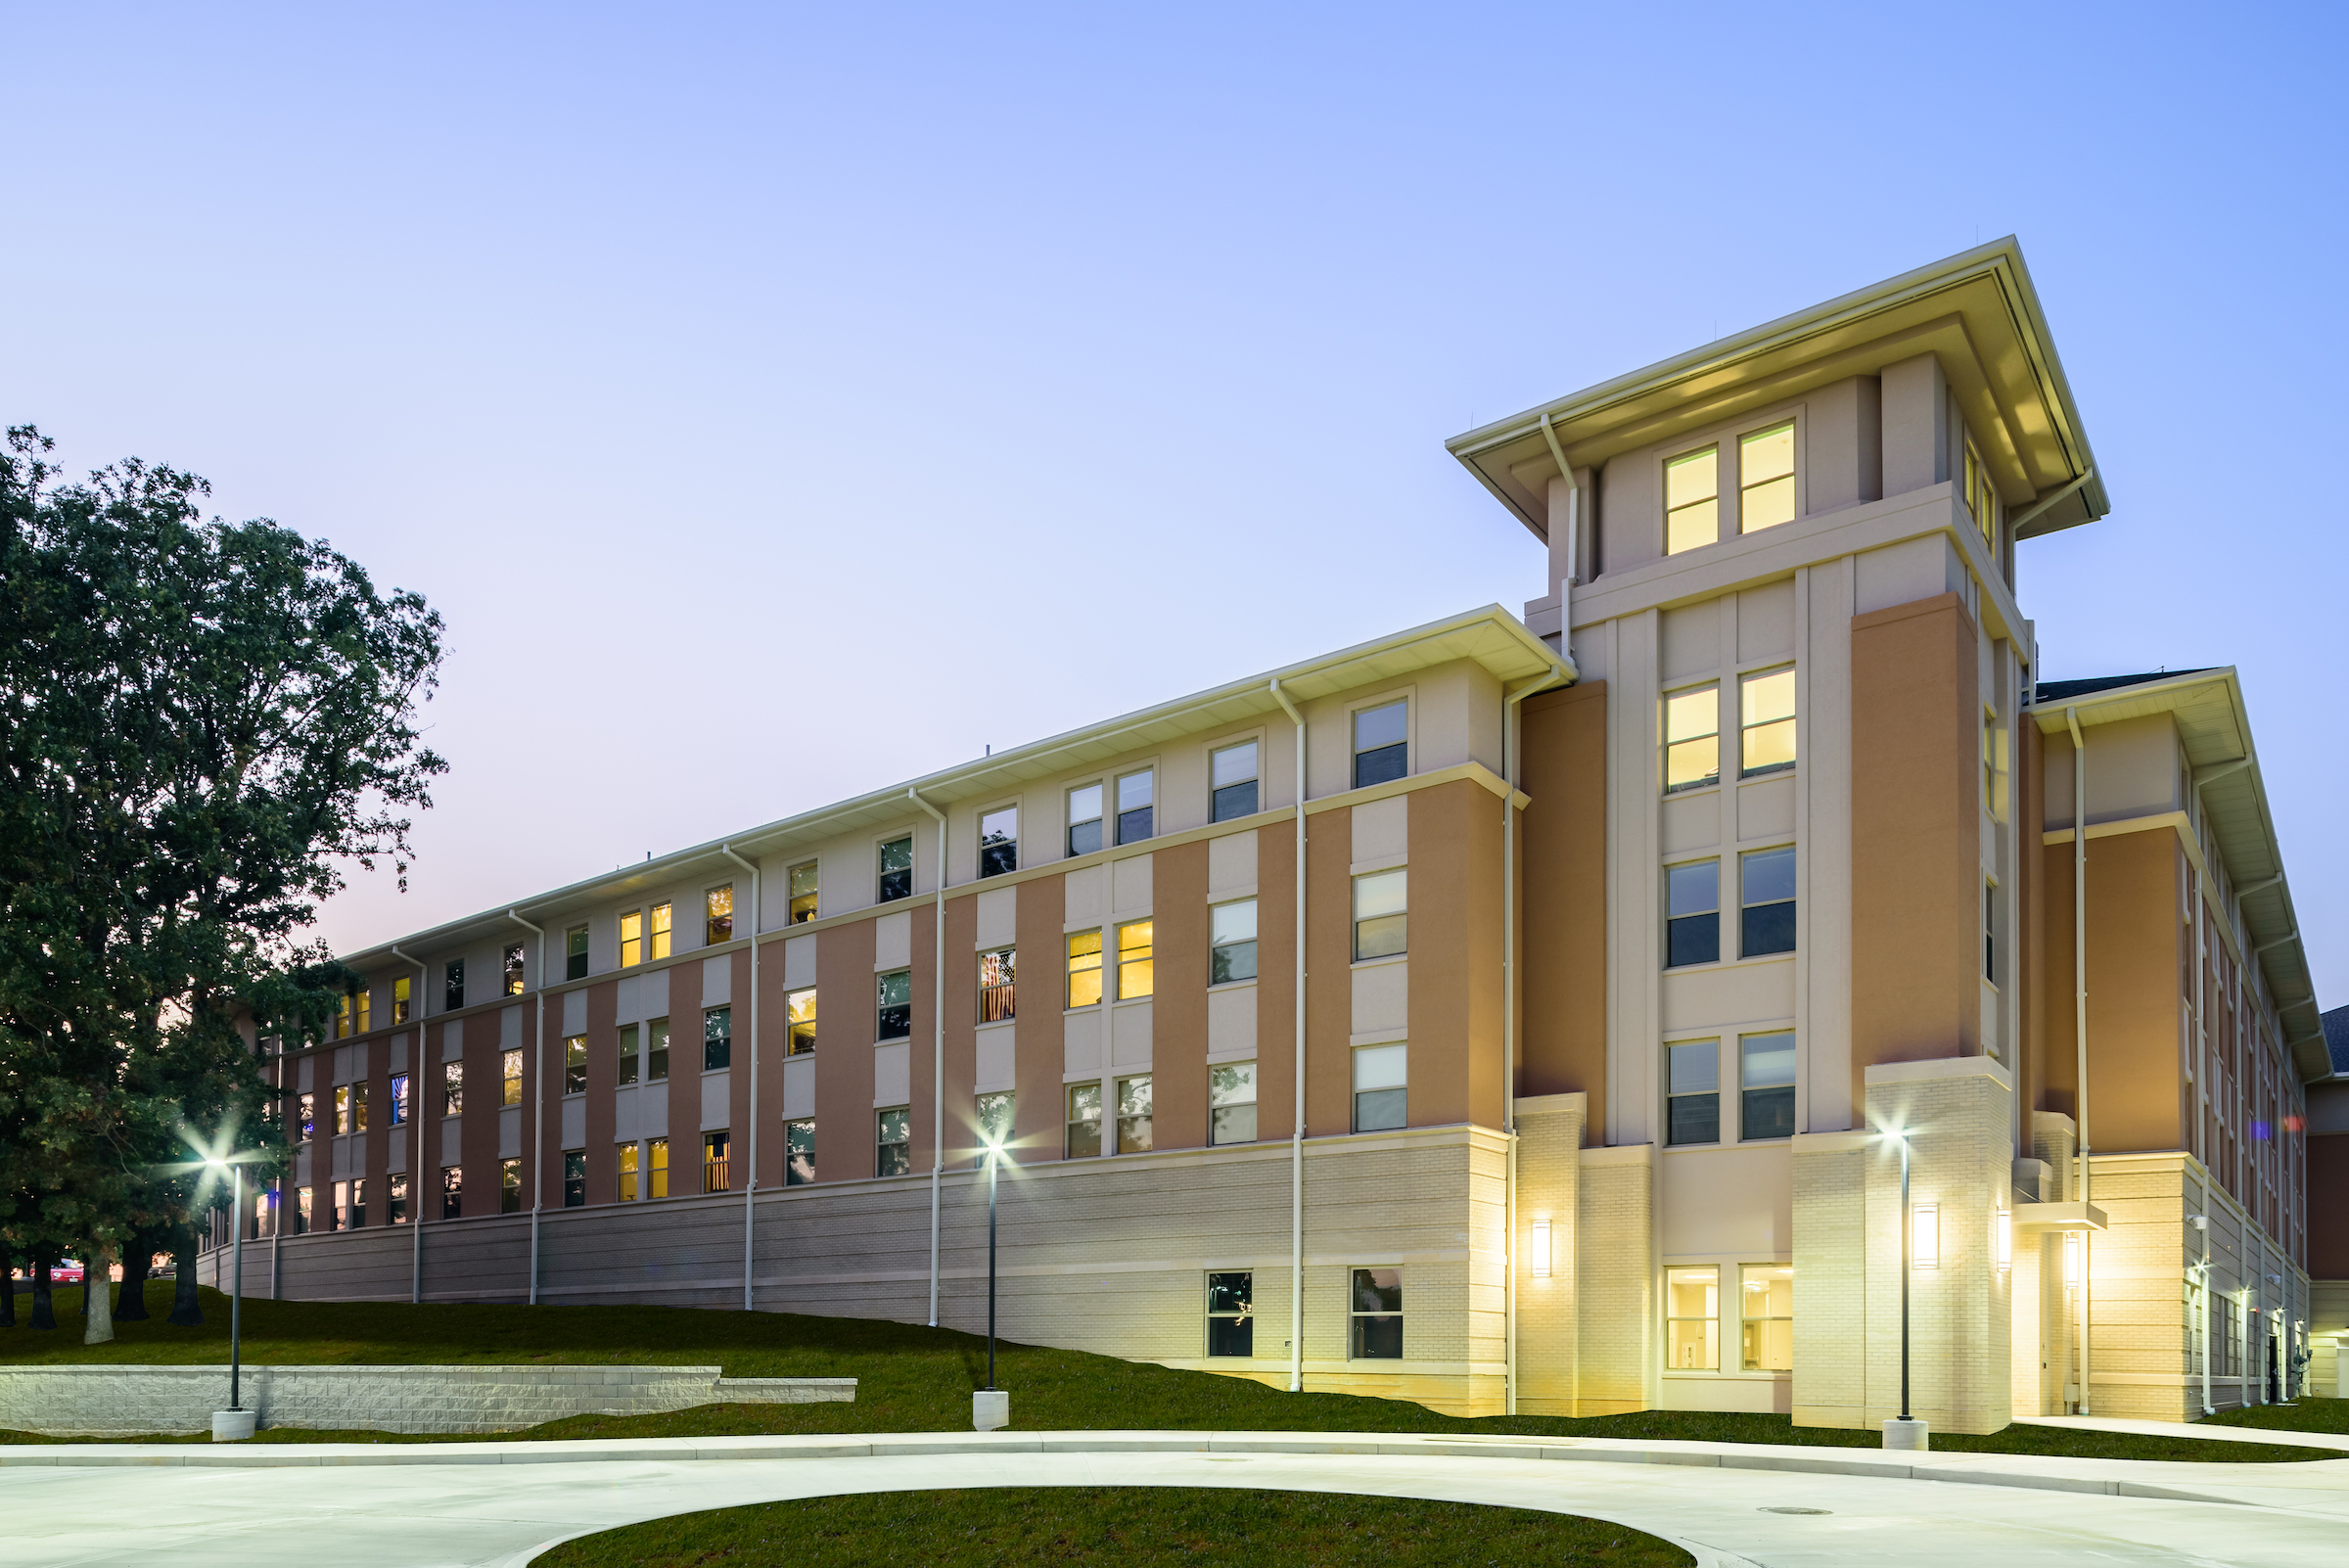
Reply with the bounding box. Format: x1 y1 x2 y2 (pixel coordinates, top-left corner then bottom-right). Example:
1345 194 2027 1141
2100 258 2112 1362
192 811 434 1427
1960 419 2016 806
1528 1220 1552 1279
1996 1208 2011 1271
1911 1205 1939 1269
2063 1233 2080 1287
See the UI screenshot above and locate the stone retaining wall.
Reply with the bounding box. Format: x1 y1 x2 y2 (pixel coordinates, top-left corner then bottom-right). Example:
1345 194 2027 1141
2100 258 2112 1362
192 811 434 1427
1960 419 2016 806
0 1364 853 1436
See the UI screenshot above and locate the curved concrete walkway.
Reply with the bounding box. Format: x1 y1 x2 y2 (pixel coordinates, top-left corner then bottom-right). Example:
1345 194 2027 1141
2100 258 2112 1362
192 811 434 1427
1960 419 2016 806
2018 1412 2349 1452
2 1430 2346 1567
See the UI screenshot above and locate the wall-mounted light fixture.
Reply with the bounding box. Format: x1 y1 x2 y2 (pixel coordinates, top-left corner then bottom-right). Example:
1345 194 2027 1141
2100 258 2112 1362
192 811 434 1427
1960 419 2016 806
1528 1219 1552 1279
1912 1205 1939 1269
2063 1233 2080 1288
1995 1208 2011 1271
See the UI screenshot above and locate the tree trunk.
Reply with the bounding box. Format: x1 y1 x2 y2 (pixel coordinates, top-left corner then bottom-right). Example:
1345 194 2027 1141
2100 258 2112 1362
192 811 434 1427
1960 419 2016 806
83 1245 116 1344
114 1239 153 1321
1 1246 16 1328
168 1229 205 1326
30 1259 56 1330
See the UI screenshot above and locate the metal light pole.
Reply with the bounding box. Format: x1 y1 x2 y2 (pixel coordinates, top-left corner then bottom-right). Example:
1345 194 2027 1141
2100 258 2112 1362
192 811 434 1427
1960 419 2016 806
1898 1130 1911 1425
971 1129 1010 1432
204 1150 262 1442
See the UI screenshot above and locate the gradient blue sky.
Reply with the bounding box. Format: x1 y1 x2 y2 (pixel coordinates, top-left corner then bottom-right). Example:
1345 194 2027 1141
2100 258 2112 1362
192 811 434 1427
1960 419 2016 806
4 3 2341 1006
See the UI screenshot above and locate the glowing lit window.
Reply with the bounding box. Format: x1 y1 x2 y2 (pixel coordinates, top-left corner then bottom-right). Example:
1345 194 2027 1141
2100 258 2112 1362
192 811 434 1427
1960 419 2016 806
1739 423 1795 532
1667 1265 1719 1369
1067 930 1103 1008
1665 684 1720 793
1739 668 1795 776
1665 446 1720 554
1739 1265 1793 1369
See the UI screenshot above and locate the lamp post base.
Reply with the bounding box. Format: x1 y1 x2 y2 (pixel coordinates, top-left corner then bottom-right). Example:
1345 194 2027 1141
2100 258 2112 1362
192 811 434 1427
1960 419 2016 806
1881 1417 1929 1452
972 1390 1009 1431
211 1409 257 1443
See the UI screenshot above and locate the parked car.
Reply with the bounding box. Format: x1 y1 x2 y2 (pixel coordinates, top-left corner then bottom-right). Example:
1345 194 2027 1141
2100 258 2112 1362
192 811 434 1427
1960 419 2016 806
50 1259 84 1284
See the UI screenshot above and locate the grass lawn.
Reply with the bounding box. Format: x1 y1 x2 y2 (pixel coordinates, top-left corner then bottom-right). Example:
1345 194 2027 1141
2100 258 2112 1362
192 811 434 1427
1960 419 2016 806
2203 1396 2349 1435
531 1488 1695 1568
0 1281 2320 1463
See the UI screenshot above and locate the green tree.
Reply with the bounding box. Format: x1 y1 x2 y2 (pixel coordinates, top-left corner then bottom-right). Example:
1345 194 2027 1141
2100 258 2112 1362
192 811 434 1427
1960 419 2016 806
0 427 445 1336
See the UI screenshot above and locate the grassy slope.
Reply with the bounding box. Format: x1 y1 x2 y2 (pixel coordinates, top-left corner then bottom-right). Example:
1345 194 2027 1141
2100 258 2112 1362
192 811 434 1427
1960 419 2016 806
0 1281 2322 1462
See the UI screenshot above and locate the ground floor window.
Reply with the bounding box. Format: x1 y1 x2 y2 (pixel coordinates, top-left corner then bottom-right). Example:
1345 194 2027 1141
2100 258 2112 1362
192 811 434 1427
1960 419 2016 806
876 1108 910 1176
1207 1271 1254 1357
648 1137 668 1199
1116 1075 1153 1153
1066 1084 1102 1159
1210 1062 1256 1145
1667 1266 1718 1369
1738 1033 1795 1141
703 1130 730 1193
563 1150 586 1208
975 1092 1014 1166
1350 1268 1402 1360
295 1185 312 1233
440 1166 462 1221
786 1119 815 1184
388 1174 408 1225
1739 1265 1792 1369
618 1142 640 1202
499 1157 522 1214
334 1178 364 1230
1352 1044 1405 1132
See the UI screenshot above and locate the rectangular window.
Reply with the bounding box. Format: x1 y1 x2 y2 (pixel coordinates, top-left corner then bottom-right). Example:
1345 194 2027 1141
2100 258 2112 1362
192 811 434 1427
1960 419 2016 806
1211 899 1258 984
1210 1061 1257 1145
1740 1032 1796 1141
647 1017 670 1081
703 1130 729 1193
788 860 818 924
647 1136 668 1199
876 1108 910 1176
295 1184 313 1234
1982 709 2009 821
1739 847 1795 957
976 1090 1015 1160
499 1157 522 1214
564 1035 588 1095
706 884 733 945
562 1150 586 1208
621 910 643 968
389 1074 409 1127
876 970 912 1040
503 942 526 995
1739 668 1796 776
1206 1270 1254 1358
1738 422 1795 532
1667 1039 1721 1145
350 1081 368 1130
567 924 589 981
1353 1043 1406 1132
1210 740 1260 822
297 1091 315 1141
878 836 913 902
335 994 353 1038
618 1023 640 1085
1666 859 1721 967
1116 1074 1153 1154
387 1173 408 1225
979 807 1018 878
979 949 1016 1023
1353 700 1407 789
650 901 672 961
440 1165 462 1221
1665 444 1719 554
1350 1267 1403 1360
1116 768 1154 845
1963 440 1999 542
334 1084 353 1135
1352 869 1407 960
1066 1083 1102 1159
444 959 465 1013
1066 930 1103 1008
345 1177 368 1229
442 1061 463 1115
785 1118 815 1185
1984 878 1998 984
785 988 817 1054
356 989 371 1035
1738 1265 1793 1370
1116 920 1154 999
1667 1265 1719 1369
501 1047 524 1107
1665 684 1721 793
618 1141 640 1203
1068 783 1104 856
392 975 411 1024
704 1005 732 1071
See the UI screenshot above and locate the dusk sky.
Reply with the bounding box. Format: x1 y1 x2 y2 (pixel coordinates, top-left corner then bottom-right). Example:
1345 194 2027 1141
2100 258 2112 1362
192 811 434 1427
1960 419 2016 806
5 3 2341 1006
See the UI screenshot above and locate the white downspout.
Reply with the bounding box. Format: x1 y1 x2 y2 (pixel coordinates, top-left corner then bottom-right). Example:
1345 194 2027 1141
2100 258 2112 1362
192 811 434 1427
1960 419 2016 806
508 911 546 1306
390 943 426 1305
908 787 948 1328
1538 414 1583 652
719 845 760 1314
2194 1211 2215 1414
1269 678 1307 1394
2065 706 2092 1413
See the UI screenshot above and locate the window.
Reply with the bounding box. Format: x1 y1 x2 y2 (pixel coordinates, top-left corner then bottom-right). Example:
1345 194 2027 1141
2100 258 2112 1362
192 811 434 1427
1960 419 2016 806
564 1036 588 1095
1739 847 1795 957
335 994 353 1038
650 901 672 961
500 1157 522 1214
390 1074 409 1126
1116 920 1154 999
1982 710 2008 821
1738 422 1795 532
978 807 1018 878
1210 1062 1257 1145
352 1082 370 1130
876 1108 910 1176
1116 768 1154 845
647 1018 670 1080
503 943 526 995
334 1084 353 1135
703 1130 729 1192
976 1090 1015 1160
785 1119 815 1185
1353 701 1407 788
1667 1266 1719 1368
1353 1043 1406 1132
1066 930 1103 1007
1984 878 1998 984
1665 684 1720 793
1206 1271 1254 1357
566 924 589 981
392 975 411 1025
1210 740 1260 822
1211 899 1258 984
647 1136 668 1199
878 836 914 902
1068 783 1105 856
1350 1268 1403 1360
1740 1032 1796 1141
1352 870 1406 960
501 1047 524 1107
1666 860 1720 967
707 884 734 945
297 1092 315 1141
441 1165 463 1220
785 988 817 1054
1116 1074 1153 1153
979 949 1015 1023
563 1150 585 1208
388 1173 408 1225
1739 668 1796 777
356 989 370 1034
1963 439 1999 543
788 860 818 924
1667 1039 1720 1145
876 970 912 1040
1665 445 1719 554
442 1061 463 1115
704 1006 732 1071
621 910 643 968
619 1023 640 1085
350 1178 368 1228
295 1184 313 1233
338 1177 364 1229
618 1142 640 1202
1066 1083 1102 1158
444 958 465 1012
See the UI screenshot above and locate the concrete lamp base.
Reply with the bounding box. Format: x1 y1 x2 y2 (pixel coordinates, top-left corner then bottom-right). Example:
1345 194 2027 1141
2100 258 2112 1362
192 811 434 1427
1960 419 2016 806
210 1409 257 1443
972 1390 1009 1432
1881 1418 1929 1452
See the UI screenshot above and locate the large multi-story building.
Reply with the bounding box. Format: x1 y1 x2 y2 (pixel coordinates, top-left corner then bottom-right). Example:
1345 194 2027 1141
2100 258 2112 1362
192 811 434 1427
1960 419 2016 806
206 240 2333 1430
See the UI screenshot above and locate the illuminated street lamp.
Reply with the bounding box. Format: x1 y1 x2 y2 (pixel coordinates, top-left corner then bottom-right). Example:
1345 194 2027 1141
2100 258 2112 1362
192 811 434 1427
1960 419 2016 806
1879 1124 1927 1452
202 1148 268 1442
972 1120 1010 1432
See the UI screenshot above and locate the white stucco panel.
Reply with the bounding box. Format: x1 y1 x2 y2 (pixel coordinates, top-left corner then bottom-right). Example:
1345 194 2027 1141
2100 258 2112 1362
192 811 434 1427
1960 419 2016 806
1351 960 1407 1036
562 990 586 1037
874 910 912 971
782 934 816 991
1207 829 1257 895
1063 865 1105 930
439 1118 461 1167
561 1096 585 1149
872 1042 910 1107
1660 959 1797 1036
702 956 731 1007
615 1085 640 1143
500 1006 522 1049
615 975 642 1025
975 887 1017 949
1207 986 1256 1056
781 1055 815 1120
700 1070 730 1130
1350 796 1407 864
1111 853 1152 915
1111 1000 1152 1068
497 1106 521 1159
1063 1009 1102 1076
975 1025 1016 1093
